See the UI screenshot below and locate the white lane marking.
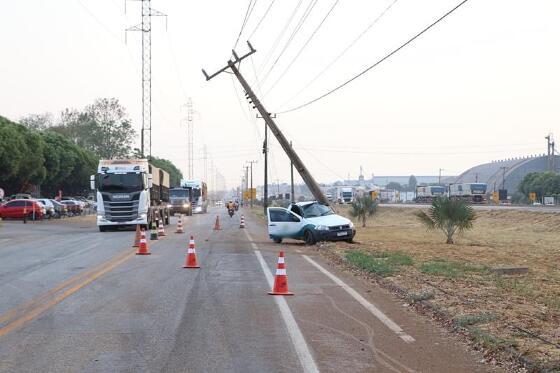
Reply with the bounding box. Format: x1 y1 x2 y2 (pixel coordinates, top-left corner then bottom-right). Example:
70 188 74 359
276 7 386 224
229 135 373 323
302 255 415 344
244 229 319 373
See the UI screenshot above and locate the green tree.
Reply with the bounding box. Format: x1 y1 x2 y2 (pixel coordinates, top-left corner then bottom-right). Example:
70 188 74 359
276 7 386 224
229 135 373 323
149 156 183 187
415 196 476 244
386 181 403 191
518 172 560 201
49 98 135 159
349 196 378 228
408 175 418 192
19 113 53 131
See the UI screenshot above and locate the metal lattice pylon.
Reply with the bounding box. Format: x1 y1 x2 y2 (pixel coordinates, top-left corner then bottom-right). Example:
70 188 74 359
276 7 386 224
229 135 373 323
126 0 166 159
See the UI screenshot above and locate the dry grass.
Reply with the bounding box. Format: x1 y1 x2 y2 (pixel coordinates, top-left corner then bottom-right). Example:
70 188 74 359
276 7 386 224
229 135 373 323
335 206 560 367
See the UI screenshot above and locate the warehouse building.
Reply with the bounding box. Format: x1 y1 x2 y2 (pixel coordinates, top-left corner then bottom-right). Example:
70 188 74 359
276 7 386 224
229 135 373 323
452 154 560 195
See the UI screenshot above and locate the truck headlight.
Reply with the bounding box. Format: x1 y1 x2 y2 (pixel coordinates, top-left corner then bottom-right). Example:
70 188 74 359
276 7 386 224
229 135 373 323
183 203 190 208
315 225 328 231
167 204 172 208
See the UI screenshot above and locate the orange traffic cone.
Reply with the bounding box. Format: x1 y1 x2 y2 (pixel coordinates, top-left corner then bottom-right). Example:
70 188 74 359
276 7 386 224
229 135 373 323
213 215 221 230
158 219 166 236
136 230 151 255
239 215 245 229
268 251 293 295
175 215 184 233
133 224 141 247
183 235 200 268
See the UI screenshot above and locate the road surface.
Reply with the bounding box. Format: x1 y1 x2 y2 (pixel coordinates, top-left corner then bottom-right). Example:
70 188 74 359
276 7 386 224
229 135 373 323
0 209 496 372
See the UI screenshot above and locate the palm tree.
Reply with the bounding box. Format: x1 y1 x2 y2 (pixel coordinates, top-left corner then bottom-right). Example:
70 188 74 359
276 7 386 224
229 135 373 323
415 196 476 244
350 196 378 228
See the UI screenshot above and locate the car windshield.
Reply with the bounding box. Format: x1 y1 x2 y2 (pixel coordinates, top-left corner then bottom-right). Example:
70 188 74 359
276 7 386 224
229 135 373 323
301 203 333 218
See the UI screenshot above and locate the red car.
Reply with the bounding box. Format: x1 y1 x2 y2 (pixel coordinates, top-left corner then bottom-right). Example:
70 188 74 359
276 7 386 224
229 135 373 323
0 199 45 220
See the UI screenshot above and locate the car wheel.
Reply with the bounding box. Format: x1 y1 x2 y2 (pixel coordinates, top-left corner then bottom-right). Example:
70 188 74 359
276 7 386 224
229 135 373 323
304 230 316 246
273 237 282 244
99 226 107 232
345 238 354 243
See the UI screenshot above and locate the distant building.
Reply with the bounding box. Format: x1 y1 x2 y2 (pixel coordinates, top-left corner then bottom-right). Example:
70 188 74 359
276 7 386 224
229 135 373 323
452 155 560 195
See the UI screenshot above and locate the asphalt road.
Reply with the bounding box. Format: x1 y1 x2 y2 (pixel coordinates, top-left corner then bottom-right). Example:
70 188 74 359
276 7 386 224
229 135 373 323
0 209 496 372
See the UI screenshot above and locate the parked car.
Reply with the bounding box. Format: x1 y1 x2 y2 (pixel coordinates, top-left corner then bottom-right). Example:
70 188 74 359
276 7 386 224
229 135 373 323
60 200 83 215
7 193 32 201
266 201 356 245
50 199 68 217
0 199 45 220
35 199 56 219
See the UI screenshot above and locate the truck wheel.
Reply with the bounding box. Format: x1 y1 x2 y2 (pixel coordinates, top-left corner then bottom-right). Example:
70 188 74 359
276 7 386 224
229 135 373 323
99 226 107 232
273 237 282 244
304 230 316 246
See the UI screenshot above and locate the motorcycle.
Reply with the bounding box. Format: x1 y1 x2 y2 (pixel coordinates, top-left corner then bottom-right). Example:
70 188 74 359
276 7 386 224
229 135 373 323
228 208 234 218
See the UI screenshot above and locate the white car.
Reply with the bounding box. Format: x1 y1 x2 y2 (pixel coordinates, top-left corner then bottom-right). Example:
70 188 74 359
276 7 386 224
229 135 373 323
35 198 55 218
267 201 356 245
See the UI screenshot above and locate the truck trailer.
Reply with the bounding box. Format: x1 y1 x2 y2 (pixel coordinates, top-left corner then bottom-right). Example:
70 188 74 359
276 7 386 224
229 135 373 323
91 159 171 232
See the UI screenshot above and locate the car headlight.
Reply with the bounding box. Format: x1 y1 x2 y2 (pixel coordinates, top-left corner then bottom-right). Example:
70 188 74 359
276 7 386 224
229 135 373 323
183 203 190 208
315 225 329 231
349 221 354 229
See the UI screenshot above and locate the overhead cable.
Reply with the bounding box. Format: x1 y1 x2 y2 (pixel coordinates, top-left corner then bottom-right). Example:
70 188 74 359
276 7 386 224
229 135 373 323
277 0 470 114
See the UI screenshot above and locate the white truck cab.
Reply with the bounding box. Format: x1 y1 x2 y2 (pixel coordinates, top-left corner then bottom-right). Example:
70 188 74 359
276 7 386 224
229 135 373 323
267 201 355 245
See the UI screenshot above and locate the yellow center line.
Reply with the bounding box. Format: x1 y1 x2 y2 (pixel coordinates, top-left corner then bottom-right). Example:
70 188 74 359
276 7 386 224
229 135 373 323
0 235 165 337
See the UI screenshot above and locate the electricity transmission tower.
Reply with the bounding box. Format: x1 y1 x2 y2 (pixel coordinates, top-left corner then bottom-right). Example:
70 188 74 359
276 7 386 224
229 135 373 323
202 42 329 206
126 0 166 159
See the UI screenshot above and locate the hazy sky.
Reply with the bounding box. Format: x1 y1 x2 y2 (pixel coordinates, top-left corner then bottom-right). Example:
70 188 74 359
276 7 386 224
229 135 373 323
1 0 559 189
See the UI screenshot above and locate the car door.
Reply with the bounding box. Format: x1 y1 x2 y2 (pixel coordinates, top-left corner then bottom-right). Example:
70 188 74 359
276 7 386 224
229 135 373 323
7 201 23 218
267 207 304 239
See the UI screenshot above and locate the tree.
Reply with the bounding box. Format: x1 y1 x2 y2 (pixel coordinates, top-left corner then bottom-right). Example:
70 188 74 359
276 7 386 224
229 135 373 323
518 172 560 201
415 196 476 244
19 113 53 131
408 175 418 192
48 98 135 159
149 156 183 187
349 196 378 228
386 182 403 191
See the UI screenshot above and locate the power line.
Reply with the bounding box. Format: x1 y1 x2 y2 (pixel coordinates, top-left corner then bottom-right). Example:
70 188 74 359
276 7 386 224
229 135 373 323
263 0 340 97
247 0 277 40
277 0 470 114
233 0 258 49
257 0 304 75
259 0 319 85
276 0 399 110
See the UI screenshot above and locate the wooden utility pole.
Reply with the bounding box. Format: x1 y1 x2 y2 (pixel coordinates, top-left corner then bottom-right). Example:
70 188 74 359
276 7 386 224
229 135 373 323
246 160 257 208
202 42 329 206
290 141 295 203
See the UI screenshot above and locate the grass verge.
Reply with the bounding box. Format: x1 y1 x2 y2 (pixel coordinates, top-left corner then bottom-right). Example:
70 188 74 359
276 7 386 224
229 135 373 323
346 251 413 277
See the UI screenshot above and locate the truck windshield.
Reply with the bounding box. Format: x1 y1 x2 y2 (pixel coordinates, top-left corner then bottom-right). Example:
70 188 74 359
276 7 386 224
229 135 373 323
170 189 189 198
301 203 333 218
98 173 143 193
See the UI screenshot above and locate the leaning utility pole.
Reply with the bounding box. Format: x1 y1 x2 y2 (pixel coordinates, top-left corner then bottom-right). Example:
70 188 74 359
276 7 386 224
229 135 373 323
126 0 166 159
203 42 329 205
290 141 295 203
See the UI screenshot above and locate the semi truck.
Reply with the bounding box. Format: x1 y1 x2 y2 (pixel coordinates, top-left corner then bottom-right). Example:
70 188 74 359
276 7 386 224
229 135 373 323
415 185 446 203
448 183 487 203
91 159 171 232
169 187 192 216
335 186 354 204
181 179 208 213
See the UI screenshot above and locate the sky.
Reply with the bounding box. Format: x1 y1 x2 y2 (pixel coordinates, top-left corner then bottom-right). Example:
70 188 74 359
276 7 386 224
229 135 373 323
1 0 559 190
